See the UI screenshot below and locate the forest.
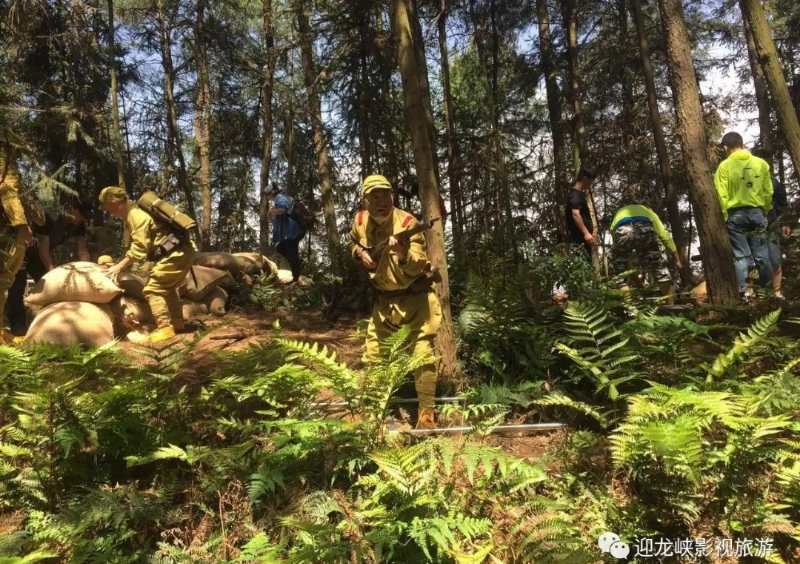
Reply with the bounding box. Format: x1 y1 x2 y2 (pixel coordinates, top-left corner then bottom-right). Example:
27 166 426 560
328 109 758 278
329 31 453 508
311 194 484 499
2 0 800 561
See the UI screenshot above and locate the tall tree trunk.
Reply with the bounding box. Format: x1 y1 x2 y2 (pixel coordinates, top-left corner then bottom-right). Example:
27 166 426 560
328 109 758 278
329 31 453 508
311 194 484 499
535 0 569 242
157 0 195 218
617 0 635 164
469 0 513 250
391 0 460 381
436 0 465 268
283 97 296 196
296 0 340 266
657 0 738 304
743 13 773 157
560 0 599 270
632 0 691 285
194 0 213 250
740 0 800 172
259 0 276 253
106 0 126 192
357 0 373 176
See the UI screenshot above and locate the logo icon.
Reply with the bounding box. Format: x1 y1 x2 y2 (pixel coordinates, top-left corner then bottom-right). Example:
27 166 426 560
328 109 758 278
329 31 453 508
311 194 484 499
599 532 631 560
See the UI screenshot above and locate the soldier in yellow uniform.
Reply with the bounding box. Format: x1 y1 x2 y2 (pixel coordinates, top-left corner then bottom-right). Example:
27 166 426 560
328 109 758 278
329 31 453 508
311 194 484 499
350 175 442 429
0 138 32 344
98 186 194 344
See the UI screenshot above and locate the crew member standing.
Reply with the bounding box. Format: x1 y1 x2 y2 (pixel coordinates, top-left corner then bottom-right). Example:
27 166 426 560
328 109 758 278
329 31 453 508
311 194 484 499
565 167 596 257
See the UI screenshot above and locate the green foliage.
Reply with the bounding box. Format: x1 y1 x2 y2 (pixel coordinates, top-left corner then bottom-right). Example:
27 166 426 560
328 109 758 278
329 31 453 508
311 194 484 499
705 309 781 382
555 302 641 400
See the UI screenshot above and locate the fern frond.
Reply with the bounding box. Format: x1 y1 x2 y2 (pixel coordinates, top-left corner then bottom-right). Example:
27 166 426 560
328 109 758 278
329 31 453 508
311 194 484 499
706 309 780 382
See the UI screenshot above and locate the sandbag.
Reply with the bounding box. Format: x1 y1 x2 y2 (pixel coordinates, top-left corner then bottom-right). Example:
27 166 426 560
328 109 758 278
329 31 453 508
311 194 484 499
205 286 228 316
232 253 264 275
180 265 233 301
182 301 209 319
120 296 153 329
193 252 241 279
276 269 293 284
691 280 708 305
117 272 147 299
25 262 122 307
24 302 115 347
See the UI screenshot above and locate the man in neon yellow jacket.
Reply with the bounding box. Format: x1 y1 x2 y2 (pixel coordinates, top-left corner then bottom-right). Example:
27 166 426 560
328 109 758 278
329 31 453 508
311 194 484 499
610 204 684 296
714 132 773 296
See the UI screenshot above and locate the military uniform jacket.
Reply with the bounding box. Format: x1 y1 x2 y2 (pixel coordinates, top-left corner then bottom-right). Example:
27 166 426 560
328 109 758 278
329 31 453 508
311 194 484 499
350 208 430 292
0 141 28 229
124 203 177 262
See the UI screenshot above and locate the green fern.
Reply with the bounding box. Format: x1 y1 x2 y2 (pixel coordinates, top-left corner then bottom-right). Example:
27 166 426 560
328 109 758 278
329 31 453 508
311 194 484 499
706 309 780 382
556 302 641 400
532 392 609 427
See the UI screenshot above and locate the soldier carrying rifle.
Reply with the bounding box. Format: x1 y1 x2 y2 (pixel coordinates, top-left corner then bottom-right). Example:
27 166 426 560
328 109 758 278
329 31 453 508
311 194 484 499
350 174 441 429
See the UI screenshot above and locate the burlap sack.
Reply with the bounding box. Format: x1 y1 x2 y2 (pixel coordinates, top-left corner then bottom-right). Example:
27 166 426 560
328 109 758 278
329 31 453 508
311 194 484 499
117 272 147 299
193 252 241 279
232 253 264 275
205 286 228 316
180 265 233 301
262 250 293 284
691 280 708 305
24 302 115 347
25 262 122 306
120 296 153 329
182 301 209 319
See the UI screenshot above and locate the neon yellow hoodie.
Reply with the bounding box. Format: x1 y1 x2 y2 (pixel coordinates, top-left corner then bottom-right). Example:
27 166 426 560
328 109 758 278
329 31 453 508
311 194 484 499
611 204 677 253
713 149 773 219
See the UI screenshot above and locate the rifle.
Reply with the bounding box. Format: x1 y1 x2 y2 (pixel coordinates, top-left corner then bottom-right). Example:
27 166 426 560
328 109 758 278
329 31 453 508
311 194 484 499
354 217 440 263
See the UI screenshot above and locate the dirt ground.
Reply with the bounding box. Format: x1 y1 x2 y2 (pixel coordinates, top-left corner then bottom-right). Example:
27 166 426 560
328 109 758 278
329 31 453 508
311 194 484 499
116 305 565 459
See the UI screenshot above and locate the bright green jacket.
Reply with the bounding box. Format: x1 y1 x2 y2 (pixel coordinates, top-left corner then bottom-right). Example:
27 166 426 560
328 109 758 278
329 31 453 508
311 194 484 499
611 204 677 254
713 149 773 219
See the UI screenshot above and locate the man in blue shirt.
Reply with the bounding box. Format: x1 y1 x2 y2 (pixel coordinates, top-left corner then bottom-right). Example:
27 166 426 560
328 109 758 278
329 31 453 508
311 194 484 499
268 185 306 282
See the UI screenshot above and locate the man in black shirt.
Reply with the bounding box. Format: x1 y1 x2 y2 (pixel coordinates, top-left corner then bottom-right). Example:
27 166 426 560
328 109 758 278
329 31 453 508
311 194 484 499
5 202 90 335
565 167 596 256
753 147 793 298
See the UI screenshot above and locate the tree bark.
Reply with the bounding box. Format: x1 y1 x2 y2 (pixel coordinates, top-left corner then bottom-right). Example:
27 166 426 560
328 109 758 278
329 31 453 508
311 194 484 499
657 0 738 304
194 0 213 250
391 0 460 382
743 13 773 157
106 0 126 192
740 0 800 173
357 0 373 176
296 0 340 266
156 0 195 218
436 0 465 268
559 0 599 270
259 0 276 253
632 0 691 285
535 0 569 243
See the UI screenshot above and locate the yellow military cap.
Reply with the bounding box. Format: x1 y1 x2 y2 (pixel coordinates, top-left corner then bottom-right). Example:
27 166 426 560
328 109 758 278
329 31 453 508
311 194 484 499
98 185 128 205
97 255 115 267
362 174 392 196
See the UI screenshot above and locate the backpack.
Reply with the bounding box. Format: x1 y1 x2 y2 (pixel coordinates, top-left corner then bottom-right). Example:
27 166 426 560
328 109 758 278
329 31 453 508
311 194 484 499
289 199 315 230
137 191 197 235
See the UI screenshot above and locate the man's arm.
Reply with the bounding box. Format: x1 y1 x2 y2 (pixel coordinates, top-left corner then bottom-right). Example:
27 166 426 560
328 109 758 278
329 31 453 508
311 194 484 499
713 163 730 219
76 236 90 261
37 235 54 271
762 163 773 215
571 208 594 243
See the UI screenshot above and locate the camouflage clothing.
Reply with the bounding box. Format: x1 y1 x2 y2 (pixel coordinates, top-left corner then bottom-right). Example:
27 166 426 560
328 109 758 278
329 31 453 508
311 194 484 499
611 222 671 283
0 141 28 325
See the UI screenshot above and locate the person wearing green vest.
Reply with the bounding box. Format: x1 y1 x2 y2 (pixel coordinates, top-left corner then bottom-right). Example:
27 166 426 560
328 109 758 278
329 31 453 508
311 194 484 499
610 204 684 297
714 132 773 299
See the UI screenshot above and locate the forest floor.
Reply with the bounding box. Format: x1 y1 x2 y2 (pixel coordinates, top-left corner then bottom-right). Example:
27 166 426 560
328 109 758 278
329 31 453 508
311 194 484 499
117 305 563 463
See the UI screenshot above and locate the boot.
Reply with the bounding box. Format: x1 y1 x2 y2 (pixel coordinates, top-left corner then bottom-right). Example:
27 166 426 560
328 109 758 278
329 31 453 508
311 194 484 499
416 407 437 430
0 329 15 345
127 325 176 345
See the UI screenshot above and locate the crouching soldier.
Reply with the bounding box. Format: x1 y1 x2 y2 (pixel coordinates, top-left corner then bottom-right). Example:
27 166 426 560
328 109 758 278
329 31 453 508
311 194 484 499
610 203 683 300
0 137 32 344
350 174 442 429
98 186 194 344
